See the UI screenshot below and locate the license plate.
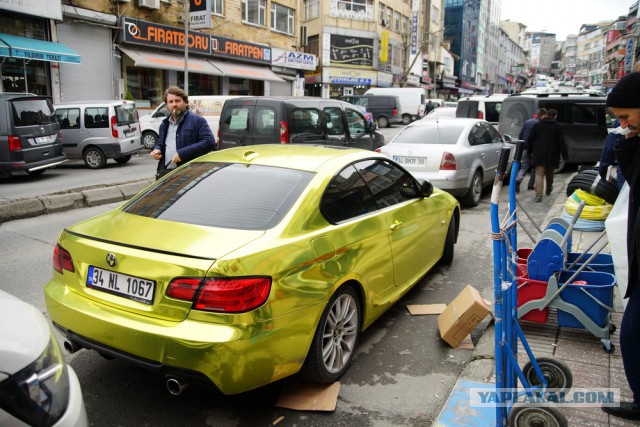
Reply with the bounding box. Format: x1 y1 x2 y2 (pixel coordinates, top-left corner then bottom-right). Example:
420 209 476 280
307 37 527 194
35 136 48 144
86 266 155 305
393 156 426 166
124 130 136 137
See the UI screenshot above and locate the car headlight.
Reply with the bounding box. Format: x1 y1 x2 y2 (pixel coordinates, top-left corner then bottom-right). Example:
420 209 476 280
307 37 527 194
0 332 70 427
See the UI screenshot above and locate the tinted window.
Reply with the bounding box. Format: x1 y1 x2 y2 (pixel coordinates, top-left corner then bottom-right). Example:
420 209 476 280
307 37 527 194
392 123 464 145
115 103 138 126
255 107 276 135
56 108 81 129
324 107 345 135
85 107 109 129
292 108 322 134
123 162 313 230
321 164 377 223
356 159 417 208
571 104 597 125
486 124 502 142
367 97 387 108
11 98 56 127
539 102 566 122
456 101 478 119
468 123 491 145
345 108 366 134
223 106 251 131
485 102 502 123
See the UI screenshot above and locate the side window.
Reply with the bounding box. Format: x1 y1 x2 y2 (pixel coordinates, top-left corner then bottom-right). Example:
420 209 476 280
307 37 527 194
321 164 377 223
292 108 322 134
254 107 276 135
356 159 417 208
486 123 502 143
55 109 69 128
85 107 108 129
323 107 345 135
223 106 251 132
468 123 488 145
540 102 565 122
154 105 170 118
345 108 366 134
571 104 597 125
485 102 501 123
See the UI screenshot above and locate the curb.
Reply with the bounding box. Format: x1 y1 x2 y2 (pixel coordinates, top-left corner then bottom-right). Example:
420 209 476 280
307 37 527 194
0 179 154 223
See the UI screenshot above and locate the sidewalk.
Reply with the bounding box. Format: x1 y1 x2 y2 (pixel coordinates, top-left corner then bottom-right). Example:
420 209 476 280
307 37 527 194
434 176 639 426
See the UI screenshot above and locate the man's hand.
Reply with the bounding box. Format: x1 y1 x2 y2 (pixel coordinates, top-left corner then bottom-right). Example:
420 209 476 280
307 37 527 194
171 153 182 164
150 149 162 160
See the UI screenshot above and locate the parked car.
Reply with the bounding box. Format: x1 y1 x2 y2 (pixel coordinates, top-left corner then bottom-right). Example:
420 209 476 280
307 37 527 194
364 87 427 124
379 118 509 207
54 100 143 169
340 94 403 128
44 144 460 395
455 94 508 125
139 95 243 149
218 96 384 150
0 93 67 178
497 93 608 172
0 289 88 426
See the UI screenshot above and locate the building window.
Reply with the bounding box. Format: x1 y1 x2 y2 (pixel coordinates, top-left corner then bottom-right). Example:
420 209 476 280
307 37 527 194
379 3 385 25
386 6 392 29
211 0 224 15
392 44 403 67
242 0 266 26
401 15 409 34
305 35 319 56
304 0 319 19
271 3 294 34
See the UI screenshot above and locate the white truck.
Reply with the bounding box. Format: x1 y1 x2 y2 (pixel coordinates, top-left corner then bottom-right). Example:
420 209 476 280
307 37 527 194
364 87 427 124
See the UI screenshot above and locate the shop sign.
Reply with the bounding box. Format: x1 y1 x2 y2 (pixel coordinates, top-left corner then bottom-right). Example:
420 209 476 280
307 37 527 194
325 67 375 85
377 71 393 87
272 48 317 70
305 72 321 84
329 35 373 68
190 0 211 30
407 75 420 86
211 35 270 64
625 38 634 71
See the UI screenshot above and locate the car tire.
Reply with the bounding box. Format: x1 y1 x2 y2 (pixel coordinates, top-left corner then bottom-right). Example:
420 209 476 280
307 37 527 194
401 114 412 125
114 155 132 164
462 170 483 207
142 131 158 150
83 147 107 169
440 215 456 265
302 285 361 384
377 116 390 129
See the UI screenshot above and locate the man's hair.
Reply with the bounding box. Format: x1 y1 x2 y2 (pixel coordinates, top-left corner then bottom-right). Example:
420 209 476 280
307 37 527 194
164 86 188 103
536 108 547 117
547 108 558 118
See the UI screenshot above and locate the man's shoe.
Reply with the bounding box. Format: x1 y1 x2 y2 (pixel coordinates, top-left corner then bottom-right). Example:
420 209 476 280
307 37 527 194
546 185 553 195
534 195 542 202
515 181 521 193
602 402 640 420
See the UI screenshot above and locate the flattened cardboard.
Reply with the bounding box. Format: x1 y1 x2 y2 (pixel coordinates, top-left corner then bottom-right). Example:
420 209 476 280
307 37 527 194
275 380 341 411
437 285 490 348
407 303 447 315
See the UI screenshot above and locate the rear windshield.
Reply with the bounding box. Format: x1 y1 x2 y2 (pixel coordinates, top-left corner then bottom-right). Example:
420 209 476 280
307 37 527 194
123 162 313 230
114 103 138 126
11 98 56 127
392 123 465 145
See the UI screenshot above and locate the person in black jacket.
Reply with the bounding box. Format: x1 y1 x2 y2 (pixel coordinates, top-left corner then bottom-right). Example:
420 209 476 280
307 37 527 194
516 108 547 193
150 86 216 179
526 108 568 202
601 72 640 421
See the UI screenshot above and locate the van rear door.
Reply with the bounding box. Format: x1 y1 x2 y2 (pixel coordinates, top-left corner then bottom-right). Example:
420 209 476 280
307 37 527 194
218 99 256 149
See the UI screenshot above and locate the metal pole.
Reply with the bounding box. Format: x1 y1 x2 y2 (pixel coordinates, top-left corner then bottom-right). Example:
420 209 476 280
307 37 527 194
184 0 189 91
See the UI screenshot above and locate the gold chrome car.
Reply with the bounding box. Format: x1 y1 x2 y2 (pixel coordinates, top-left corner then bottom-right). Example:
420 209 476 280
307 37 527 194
45 145 460 395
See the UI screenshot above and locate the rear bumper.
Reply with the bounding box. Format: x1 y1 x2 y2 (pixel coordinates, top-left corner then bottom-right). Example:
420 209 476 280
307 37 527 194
0 155 67 177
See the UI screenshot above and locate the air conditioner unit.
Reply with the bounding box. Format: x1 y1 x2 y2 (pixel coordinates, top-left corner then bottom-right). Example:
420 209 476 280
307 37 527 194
300 26 308 47
139 0 160 9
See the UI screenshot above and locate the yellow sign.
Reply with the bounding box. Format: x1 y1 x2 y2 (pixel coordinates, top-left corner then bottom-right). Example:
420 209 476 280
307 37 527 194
380 30 389 63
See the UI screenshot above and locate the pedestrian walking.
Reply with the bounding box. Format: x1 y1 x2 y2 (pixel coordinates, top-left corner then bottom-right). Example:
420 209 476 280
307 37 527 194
526 108 568 202
150 86 216 179
516 108 547 193
425 100 435 115
601 72 640 421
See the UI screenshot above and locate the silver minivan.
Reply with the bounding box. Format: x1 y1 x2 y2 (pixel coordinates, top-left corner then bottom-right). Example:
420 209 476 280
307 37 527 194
54 100 143 169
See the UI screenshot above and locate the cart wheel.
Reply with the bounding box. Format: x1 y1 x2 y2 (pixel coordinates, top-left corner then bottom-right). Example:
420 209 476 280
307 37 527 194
603 343 615 354
508 403 567 427
609 323 617 334
522 357 573 396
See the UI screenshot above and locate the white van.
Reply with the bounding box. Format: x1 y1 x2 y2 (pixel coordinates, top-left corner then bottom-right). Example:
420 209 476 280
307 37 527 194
364 87 427 124
139 95 242 149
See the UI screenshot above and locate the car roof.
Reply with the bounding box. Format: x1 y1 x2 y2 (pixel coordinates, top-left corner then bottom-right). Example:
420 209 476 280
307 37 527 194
505 93 606 101
410 117 486 127
193 144 384 172
54 100 136 107
0 92 47 100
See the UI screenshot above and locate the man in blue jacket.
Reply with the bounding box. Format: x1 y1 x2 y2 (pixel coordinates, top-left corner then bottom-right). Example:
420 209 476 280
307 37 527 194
150 86 216 178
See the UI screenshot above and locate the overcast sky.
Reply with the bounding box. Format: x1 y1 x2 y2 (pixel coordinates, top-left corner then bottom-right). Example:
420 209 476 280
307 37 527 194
500 0 635 41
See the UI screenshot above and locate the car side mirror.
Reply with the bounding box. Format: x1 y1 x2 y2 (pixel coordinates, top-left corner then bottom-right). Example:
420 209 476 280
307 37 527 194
417 179 433 197
502 134 516 144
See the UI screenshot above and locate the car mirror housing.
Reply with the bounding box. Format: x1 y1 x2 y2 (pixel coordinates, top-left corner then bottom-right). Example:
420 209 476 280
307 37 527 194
417 179 433 198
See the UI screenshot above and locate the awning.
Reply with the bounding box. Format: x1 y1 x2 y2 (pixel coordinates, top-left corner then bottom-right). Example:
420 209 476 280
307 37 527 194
208 59 285 82
118 46 222 76
0 33 80 64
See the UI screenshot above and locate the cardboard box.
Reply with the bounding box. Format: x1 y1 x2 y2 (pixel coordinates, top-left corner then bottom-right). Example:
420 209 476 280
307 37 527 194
437 285 490 348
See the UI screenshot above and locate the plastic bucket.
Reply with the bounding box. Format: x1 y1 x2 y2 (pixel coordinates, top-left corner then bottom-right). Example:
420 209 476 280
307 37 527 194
566 253 614 275
517 275 549 323
517 248 532 277
556 270 615 329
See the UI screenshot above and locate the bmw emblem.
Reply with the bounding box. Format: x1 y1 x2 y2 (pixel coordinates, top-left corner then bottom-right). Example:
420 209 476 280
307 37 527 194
106 253 117 267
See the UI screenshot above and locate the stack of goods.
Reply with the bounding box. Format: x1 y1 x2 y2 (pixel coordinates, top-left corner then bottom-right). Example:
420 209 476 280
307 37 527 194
561 170 619 231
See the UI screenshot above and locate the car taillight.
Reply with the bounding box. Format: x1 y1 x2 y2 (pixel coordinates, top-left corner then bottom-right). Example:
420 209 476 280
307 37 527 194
53 244 75 274
440 152 457 170
279 121 289 144
58 130 62 143
393 108 398 116
166 277 272 313
478 111 484 120
110 116 118 138
8 136 21 151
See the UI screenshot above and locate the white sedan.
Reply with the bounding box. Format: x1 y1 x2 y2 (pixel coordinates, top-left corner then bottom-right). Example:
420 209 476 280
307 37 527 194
379 118 509 207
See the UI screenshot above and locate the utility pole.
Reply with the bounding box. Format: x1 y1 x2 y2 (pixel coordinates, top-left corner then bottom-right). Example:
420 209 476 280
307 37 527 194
184 0 190 91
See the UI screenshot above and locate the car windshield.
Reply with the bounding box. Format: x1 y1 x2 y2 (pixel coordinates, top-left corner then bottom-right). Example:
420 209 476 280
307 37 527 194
123 162 314 230
11 98 56 127
115 104 138 126
392 123 465 145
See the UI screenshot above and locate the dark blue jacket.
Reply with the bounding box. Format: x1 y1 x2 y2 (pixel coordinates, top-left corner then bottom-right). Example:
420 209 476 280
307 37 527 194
519 117 539 143
599 120 625 190
153 110 216 173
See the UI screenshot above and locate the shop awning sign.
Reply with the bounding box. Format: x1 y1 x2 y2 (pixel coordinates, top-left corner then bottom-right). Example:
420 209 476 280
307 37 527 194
189 0 211 30
0 33 80 64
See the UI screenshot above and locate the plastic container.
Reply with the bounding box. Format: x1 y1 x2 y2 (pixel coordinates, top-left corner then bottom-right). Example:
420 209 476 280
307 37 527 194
517 275 549 323
555 270 616 329
565 252 614 275
516 248 532 277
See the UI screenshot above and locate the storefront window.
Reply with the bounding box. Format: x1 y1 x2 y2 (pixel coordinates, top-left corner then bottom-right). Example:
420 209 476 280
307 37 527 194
228 78 263 95
177 72 220 96
1 57 51 95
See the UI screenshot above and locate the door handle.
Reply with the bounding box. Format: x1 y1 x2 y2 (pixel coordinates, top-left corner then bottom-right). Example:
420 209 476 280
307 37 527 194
390 220 402 231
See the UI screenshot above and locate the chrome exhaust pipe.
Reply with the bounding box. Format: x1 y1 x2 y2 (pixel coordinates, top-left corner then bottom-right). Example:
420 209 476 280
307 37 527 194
166 377 189 396
63 340 83 354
